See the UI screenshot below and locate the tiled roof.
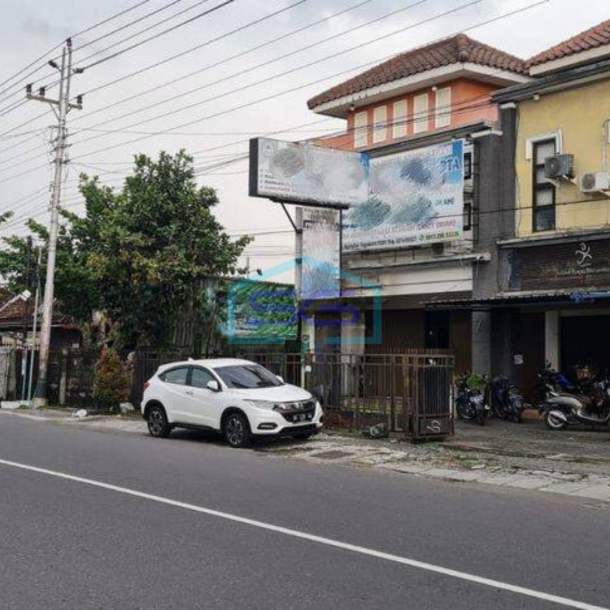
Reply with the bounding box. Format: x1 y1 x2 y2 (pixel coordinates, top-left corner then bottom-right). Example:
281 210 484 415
307 34 526 109
528 18 610 67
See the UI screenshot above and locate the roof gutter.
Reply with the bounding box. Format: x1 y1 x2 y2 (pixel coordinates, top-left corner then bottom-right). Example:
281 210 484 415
493 57 610 103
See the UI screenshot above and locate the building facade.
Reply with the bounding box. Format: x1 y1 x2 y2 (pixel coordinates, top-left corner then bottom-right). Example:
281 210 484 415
439 19 610 396
306 34 528 372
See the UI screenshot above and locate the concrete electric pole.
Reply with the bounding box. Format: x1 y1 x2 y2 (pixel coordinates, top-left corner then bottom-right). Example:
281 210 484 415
25 38 82 406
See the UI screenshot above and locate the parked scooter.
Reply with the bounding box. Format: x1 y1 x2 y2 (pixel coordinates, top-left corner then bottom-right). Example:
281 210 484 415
455 373 490 425
490 376 528 423
538 369 610 431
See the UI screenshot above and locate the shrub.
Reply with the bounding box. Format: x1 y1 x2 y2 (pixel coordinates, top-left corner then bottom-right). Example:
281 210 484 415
94 347 131 410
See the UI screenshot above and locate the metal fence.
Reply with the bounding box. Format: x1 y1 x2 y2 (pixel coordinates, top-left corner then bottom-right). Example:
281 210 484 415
6 347 101 408
132 348 454 440
1 346 454 439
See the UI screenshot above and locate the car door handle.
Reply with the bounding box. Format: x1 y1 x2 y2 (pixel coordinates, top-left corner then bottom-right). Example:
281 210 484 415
185 390 193 396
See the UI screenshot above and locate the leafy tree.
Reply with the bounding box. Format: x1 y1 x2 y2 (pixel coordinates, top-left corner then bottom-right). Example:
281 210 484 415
85 151 251 348
0 216 99 326
0 151 251 349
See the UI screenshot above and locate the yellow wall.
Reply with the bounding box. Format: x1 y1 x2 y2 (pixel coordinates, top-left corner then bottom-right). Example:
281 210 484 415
515 78 610 237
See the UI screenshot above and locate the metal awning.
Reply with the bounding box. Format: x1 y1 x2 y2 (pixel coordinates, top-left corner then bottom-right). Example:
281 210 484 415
425 290 610 310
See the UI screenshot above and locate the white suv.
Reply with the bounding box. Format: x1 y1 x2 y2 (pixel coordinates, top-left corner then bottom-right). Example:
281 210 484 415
141 358 323 448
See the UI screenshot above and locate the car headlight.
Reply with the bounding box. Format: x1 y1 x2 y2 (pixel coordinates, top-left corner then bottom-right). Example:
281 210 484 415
246 400 276 410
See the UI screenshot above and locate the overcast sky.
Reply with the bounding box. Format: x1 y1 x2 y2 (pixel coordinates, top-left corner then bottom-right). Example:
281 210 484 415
0 0 609 282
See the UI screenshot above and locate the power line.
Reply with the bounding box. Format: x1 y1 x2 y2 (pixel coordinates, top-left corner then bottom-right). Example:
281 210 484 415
76 0 310 98
73 0 186 52
0 0 157 107
67 0 488 160
0 42 63 94
0 93 493 187
72 0 371 122
72 0 429 136
71 0 154 40
66 0 547 163
0 0 548 194
79 0 235 71
0 0 451 173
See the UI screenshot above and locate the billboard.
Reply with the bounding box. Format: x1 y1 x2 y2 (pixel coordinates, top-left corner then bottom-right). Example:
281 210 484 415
249 137 369 208
300 207 340 297
343 140 464 251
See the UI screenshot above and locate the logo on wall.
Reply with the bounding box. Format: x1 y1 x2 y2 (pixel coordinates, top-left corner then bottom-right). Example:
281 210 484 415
575 242 593 268
426 420 442 434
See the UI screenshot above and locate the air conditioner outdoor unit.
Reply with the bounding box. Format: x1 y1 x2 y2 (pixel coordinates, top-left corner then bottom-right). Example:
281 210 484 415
544 154 575 179
581 171 610 193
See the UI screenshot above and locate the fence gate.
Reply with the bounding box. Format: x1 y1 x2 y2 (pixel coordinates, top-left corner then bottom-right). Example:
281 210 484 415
405 353 455 440
0 348 12 400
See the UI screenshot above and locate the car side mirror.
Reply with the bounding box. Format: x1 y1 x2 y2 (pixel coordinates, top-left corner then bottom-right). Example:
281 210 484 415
206 380 221 392
276 375 284 384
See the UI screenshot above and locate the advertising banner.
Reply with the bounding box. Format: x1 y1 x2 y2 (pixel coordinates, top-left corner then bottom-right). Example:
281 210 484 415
249 138 369 208
343 139 464 251
300 207 340 298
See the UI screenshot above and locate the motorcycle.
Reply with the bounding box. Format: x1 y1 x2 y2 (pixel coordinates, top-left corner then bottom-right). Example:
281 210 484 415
538 369 610 431
490 375 528 423
455 373 490 425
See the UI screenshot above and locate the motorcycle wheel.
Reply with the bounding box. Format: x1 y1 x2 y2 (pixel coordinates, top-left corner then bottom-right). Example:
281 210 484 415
456 401 472 421
510 411 523 424
544 410 567 431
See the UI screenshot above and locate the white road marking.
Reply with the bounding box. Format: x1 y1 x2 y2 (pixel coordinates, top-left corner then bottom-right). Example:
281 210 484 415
0 457 606 610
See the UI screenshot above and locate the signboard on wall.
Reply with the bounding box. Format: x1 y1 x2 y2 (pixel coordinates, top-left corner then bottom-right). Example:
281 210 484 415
515 240 610 292
250 137 465 250
343 139 464 251
249 138 369 208
300 207 340 297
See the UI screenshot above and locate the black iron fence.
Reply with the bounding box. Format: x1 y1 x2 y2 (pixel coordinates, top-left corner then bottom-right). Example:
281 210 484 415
1 346 454 439
132 348 454 439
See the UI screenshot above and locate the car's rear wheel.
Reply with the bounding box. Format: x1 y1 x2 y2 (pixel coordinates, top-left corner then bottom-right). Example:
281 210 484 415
223 412 251 448
147 404 171 438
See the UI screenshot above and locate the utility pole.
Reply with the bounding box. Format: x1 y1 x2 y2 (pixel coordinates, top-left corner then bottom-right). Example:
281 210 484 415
25 38 82 406
20 236 33 401
28 245 43 407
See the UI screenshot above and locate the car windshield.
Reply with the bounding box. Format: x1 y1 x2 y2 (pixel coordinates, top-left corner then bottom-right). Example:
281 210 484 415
215 364 283 389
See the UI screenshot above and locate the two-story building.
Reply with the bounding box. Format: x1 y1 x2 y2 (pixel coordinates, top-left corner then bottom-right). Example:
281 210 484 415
435 19 610 394
306 34 528 372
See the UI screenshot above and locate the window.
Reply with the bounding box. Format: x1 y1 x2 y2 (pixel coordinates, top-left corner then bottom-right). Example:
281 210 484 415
161 367 189 385
464 152 473 180
463 200 473 232
393 100 407 139
373 106 387 143
435 87 451 129
215 364 283 389
413 93 429 134
532 139 556 232
191 367 215 389
354 111 368 148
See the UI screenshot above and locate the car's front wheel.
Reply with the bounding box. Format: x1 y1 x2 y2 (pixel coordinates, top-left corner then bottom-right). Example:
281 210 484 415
223 412 251 448
147 404 171 438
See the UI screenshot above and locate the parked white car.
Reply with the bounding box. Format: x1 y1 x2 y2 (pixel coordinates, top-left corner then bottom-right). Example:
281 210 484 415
141 358 323 448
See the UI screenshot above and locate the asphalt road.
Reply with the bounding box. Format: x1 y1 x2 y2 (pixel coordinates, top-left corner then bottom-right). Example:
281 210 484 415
0 416 609 609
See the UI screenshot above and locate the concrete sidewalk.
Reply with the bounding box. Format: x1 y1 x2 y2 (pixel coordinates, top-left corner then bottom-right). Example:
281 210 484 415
2 406 610 504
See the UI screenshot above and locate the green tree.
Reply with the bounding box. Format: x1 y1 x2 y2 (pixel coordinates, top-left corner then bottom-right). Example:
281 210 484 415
0 216 99 326
0 151 251 349
86 151 250 348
